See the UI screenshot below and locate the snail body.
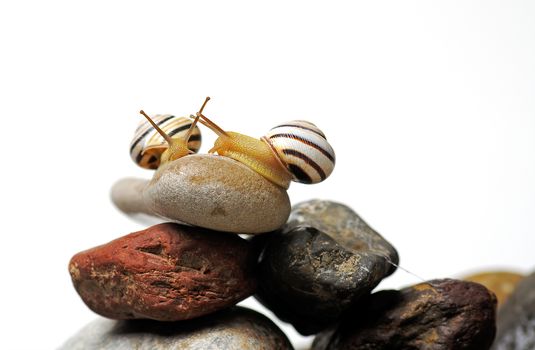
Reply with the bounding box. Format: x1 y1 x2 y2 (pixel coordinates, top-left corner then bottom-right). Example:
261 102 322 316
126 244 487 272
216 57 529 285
210 131 294 189
130 97 210 169
195 104 335 189
130 114 201 169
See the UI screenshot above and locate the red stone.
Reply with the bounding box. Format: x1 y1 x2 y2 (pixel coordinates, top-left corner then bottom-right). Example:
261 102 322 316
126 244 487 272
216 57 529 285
69 223 257 321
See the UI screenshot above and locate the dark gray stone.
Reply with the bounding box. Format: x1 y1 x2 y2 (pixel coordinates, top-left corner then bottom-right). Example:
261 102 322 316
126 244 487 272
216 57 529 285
59 306 293 350
492 271 535 350
254 200 399 335
313 279 497 350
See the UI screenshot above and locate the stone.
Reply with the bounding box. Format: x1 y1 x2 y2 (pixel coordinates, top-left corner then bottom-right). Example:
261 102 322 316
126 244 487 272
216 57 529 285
69 223 257 321
111 154 291 234
254 200 399 335
59 306 294 350
110 177 151 215
492 271 535 350
312 279 497 350
464 271 524 308
110 177 165 226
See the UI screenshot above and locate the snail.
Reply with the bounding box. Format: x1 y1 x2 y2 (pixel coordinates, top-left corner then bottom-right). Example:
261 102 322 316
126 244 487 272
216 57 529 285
193 98 335 189
130 97 210 169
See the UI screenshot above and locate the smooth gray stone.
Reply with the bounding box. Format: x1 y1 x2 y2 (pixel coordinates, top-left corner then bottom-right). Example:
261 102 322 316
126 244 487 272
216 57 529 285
110 178 164 226
110 177 149 214
59 307 293 350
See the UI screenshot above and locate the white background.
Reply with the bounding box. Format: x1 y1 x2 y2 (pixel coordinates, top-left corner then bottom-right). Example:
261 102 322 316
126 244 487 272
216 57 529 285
1 1 534 349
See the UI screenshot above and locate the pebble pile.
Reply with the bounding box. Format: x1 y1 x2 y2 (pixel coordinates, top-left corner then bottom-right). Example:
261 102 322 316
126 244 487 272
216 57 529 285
62 104 533 349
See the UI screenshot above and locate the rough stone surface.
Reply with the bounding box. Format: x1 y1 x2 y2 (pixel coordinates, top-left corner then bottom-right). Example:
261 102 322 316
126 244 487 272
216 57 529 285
69 223 257 321
312 279 497 350
492 271 535 350
464 271 524 308
254 200 399 335
111 154 291 233
59 307 294 350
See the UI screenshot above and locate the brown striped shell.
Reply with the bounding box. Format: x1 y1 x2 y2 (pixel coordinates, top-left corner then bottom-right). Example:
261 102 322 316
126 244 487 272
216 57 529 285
130 114 201 169
263 120 335 184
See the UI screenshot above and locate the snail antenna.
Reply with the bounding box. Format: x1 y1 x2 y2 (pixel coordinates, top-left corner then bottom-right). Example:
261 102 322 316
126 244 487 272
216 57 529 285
187 96 229 137
199 96 211 114
196 112 229 137
139 110 174 145
185 97 210 141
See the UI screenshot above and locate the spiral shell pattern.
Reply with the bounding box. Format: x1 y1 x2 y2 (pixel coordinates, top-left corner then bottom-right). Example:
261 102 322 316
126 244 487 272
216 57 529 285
264 120 335 184
130 114 201 169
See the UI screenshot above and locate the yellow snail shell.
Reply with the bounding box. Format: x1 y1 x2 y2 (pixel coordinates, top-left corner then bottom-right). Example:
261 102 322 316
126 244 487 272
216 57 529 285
130 114 201 169
262 120 335 184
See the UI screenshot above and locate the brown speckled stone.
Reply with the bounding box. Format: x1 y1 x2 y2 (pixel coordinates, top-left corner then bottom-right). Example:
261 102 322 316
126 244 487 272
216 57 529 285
59 307 294 350
111 154 291 233
254 200 399 335
69 223 257 321
312 279 497 350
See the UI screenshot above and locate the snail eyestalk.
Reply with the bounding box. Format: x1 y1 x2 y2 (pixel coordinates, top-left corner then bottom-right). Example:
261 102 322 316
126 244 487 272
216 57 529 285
139 110 173 145
199 96 210 114
137 110 199 164
185 97 211 141
185 115 200 143
196 112 229 137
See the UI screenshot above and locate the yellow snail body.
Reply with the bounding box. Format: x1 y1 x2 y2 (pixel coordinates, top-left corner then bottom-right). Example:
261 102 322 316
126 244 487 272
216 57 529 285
194 102 335 189
210 131 294 189
130 114 201 169
130 98 211 169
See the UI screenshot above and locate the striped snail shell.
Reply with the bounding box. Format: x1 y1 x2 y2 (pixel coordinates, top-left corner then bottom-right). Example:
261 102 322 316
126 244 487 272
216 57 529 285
130 114 202 169
263 120 335 184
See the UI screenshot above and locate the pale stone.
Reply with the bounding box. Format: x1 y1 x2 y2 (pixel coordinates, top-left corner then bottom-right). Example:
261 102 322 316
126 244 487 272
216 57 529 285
111 177 150 214
110 178 165 226
111 155 291 234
